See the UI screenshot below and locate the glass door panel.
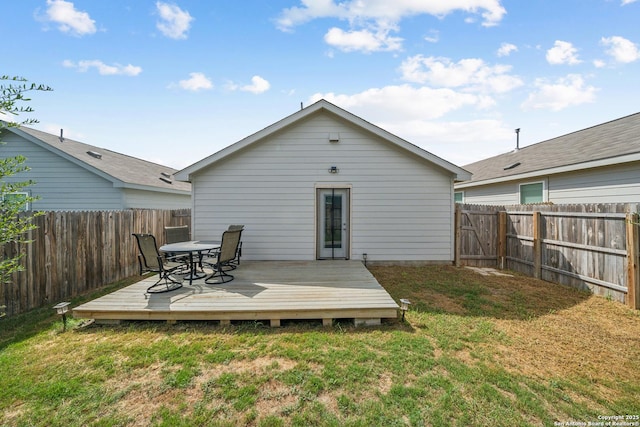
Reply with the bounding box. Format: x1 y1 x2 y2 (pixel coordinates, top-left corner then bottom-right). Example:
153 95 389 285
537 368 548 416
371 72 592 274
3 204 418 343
317 189 349 259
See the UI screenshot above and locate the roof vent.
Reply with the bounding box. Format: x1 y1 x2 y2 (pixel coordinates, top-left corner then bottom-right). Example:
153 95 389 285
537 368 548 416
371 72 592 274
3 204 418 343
503 162 521 170
160 172 172 178
87 150 102 159
159 177 172 184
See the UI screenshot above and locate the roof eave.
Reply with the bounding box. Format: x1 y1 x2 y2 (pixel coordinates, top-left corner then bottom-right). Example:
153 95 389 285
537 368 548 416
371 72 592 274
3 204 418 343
175 99 469 181
118 182 191 195
455 152 640 189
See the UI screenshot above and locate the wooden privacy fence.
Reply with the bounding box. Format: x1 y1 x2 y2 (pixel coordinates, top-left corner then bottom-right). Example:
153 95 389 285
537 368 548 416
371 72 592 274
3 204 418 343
455 203 640 310
2 209 190 317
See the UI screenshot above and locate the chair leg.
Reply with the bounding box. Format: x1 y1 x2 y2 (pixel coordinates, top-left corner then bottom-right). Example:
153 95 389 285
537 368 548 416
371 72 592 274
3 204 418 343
205 266 234 284
146 271 183 294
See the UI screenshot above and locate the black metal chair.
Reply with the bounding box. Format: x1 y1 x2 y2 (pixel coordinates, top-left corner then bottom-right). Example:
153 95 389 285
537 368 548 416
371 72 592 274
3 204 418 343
133 233 186 294
203 228 243 284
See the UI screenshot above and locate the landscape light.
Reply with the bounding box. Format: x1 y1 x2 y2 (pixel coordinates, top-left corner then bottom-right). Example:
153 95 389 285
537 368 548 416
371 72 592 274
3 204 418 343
399 299 411 321
53 302 71 331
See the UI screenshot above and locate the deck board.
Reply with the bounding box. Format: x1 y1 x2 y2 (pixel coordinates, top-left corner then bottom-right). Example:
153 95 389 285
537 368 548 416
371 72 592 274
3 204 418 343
73 261 399 325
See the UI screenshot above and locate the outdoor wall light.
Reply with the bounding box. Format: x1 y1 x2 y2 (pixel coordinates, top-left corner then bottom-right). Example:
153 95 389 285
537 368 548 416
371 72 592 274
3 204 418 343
399 298 411 321
329 166 339 174
362 253 367 266
53 301 71 331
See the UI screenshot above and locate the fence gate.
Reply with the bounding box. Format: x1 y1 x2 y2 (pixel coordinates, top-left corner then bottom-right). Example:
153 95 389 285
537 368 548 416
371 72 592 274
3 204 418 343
455 206 500 267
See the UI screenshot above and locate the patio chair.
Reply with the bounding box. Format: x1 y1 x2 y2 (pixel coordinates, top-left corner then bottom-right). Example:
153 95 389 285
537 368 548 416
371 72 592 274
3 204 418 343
133 233 186 294
163 225 191 268
199 224 244 271
165 225 190 243
203 228 243 284
226 225 244 269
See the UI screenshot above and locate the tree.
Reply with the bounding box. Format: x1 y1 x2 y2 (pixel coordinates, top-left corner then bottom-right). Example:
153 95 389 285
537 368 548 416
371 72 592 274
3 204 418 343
1 75 52 317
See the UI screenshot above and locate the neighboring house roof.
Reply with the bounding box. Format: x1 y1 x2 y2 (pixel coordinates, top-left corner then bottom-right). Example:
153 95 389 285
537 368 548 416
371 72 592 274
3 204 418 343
175 99 471 182
457 112 640 189
3 124 190 195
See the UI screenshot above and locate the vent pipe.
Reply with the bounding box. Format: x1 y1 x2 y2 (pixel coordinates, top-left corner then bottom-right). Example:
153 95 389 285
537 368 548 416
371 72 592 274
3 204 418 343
515 128 520 151
59 129 64 143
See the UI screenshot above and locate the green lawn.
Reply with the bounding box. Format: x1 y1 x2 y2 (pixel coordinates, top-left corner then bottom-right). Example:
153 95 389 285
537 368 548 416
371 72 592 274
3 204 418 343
1 266 639 426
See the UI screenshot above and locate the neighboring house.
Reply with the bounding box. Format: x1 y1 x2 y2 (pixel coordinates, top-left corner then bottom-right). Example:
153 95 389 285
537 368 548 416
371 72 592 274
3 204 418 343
176 99 470 263
455 112 640 205
0 124 191 210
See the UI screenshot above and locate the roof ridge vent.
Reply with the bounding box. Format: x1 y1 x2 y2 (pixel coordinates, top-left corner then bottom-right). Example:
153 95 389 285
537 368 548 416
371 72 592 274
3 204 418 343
87 150 102 159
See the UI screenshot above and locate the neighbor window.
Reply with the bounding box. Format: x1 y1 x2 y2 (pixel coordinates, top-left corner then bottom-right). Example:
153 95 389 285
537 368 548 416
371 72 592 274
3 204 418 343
519 182 544 204
454 191 464 203
2 192 29 211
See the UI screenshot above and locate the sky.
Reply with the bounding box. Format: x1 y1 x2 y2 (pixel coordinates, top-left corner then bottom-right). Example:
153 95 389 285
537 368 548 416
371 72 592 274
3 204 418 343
2 0 640 170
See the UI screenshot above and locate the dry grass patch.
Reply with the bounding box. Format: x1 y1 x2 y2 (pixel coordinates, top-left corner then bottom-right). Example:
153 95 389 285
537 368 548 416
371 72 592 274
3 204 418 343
491 296 640 383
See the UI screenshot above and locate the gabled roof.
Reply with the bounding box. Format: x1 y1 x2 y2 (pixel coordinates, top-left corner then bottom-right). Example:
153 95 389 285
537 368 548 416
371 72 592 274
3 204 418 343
175 99 470 182
457 112 640 188
3 124 190 194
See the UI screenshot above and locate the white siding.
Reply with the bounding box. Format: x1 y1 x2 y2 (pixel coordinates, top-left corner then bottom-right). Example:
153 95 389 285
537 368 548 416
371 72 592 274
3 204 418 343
192 113 455 262
460 162 640 205
2 133 124 210
548 163 640 203
460 182 520 205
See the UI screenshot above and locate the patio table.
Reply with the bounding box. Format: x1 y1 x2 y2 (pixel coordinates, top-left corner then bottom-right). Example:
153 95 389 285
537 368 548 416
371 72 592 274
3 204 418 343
159 240 220 286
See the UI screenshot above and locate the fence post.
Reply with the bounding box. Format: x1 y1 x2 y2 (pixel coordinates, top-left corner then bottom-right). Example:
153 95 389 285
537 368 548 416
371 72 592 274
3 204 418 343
533 211 542 279
626 213 639 310
498 211 507 270
454 205 461 267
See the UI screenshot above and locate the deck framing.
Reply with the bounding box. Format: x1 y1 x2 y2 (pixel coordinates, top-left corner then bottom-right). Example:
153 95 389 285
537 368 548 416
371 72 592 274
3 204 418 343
73 261 399 326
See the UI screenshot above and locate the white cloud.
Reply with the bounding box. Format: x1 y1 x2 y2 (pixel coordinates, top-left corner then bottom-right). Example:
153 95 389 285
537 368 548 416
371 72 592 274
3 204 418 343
381 118 515 165
310 84 491 122
399 55 523 94
177 72 213 91
497 42 517 57
324 27 403 53
276 0 506 53
44 0 96 36
240 76 271 94
156 1 193 40
621 0 637 5
277 0 506 31
593 59 606 68
63 59 142 76
424 29 439 43
521 74 597 111
600 36 640 63
546 40 581 65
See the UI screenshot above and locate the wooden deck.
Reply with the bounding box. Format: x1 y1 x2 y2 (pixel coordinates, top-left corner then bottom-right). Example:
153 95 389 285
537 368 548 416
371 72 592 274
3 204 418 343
73 261 399 327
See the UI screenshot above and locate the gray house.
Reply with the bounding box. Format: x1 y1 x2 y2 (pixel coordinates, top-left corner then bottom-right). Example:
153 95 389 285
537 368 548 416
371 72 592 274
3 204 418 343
1 124 191 210
176 99 470 263
455 112 640 205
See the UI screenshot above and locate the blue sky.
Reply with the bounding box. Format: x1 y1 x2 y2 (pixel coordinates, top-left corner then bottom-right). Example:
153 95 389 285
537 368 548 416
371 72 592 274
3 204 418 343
3 0 640 170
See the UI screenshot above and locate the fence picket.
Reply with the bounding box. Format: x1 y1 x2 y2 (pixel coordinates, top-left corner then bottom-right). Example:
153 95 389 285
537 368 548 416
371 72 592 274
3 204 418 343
1 209 190 317
455 203 640 308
